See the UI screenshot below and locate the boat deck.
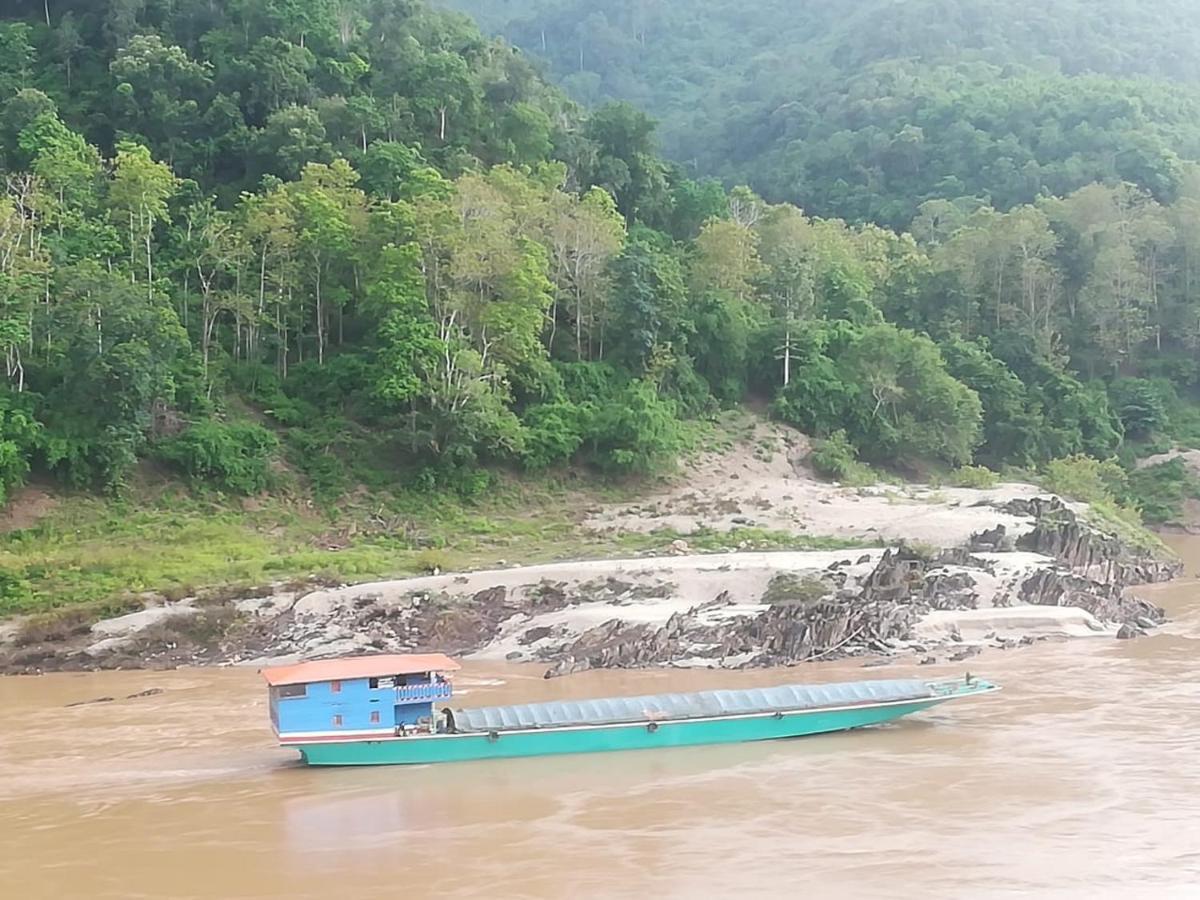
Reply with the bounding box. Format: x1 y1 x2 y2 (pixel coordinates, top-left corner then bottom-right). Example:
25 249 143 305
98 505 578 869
448 678 940 734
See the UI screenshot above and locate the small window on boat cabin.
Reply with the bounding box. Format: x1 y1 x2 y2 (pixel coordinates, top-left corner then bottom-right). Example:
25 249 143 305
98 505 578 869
278 684 306 699
332 714 343 727
330 680 342 693
370 710 381 724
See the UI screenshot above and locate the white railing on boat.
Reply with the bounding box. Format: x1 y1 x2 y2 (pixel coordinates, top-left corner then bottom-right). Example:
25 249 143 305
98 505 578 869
395 682 452 703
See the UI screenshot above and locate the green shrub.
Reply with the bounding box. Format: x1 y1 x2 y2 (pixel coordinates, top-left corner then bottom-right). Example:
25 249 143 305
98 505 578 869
520 401 588 470
411 462 492 499
556 361 623 405
809 430 873 485
586 381 682 474
158 421 278 494
0 388 40 505
762 574 831 607
1041 454 1128 505
232 364 319 427
1124 459 1200 524
1109 377 1170 440
948 464 999 489
0 570 34 615
413 548 452 574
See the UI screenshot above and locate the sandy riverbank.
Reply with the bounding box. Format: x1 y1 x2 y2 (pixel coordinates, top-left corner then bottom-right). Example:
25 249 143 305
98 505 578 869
0 421 1178 675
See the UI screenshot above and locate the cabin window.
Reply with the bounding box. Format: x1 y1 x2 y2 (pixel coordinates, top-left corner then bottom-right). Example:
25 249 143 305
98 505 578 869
370 711 380 724
278 684 306 699
369 677 379 689
330 680 342 693
332 714 343 727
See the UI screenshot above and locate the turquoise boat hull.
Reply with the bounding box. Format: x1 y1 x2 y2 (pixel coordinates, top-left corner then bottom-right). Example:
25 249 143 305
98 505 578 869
289 683 994 766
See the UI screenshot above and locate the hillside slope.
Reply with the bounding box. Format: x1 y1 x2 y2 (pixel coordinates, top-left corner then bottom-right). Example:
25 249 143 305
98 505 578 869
445 0 1200 224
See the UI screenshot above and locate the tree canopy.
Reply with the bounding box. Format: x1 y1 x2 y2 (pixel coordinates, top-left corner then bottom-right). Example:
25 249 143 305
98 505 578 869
1 0 1200 512
446 0 1200 226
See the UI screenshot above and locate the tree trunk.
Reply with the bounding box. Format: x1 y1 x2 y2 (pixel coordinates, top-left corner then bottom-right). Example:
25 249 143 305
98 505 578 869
315 259 325 365
145 222 154 300
783 324 791 387
575 285 583 360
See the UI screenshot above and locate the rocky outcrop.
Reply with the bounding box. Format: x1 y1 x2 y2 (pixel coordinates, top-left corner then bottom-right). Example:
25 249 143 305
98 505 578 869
535 501 1176 676
1017 568 1165 626
1 494 1179 676
1009 497 1180 583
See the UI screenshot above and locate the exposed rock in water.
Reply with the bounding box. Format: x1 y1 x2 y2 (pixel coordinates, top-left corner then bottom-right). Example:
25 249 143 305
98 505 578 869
1010 498 1179 585
540 501 1176 677
2 494 1179 676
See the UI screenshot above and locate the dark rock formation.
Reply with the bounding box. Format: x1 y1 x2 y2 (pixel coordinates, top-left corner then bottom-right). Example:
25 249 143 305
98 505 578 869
969 524 1007 551
539 499 1177 677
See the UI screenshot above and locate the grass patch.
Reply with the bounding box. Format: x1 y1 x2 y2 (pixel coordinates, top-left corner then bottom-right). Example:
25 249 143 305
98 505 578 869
8 463 830 615
0 477 595 615
1084 500 1174 558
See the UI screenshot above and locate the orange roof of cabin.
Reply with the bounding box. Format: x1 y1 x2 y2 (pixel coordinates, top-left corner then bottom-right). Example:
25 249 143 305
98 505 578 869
261 653 461 686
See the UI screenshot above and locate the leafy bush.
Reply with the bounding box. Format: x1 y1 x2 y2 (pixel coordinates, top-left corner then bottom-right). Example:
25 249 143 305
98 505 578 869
0 388 40 505
1124 459 1200 524
948 465 999 489
1041 455 1128 505
520 401 589 470
284 355 377 416
1109 377 1170 440
763 573 831 607
413 549 452 574
411 461 492 499
809 430 874 485
158 421 278 494
658 354 718 418
556 361 623 405
0 569 34 614
587 381 682 474
233 364 319 427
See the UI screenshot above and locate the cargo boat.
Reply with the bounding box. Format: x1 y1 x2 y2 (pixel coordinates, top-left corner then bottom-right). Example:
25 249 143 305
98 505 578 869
262 654 999 766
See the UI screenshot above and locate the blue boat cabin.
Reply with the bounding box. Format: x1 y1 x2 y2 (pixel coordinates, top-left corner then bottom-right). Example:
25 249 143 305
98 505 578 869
262 654 461 744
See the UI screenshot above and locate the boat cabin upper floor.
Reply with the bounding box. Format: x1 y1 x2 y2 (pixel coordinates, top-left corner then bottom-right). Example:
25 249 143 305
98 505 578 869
262 654 460 741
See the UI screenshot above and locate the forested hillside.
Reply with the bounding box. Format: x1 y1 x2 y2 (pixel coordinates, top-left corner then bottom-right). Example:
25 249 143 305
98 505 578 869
446 0 1200 226
3 0 1200 617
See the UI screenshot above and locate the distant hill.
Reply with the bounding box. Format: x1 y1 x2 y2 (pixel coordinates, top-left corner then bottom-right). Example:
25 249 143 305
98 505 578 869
444 0 1200 225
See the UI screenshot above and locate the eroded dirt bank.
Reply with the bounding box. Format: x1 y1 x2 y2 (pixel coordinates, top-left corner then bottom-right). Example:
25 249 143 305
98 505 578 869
0 423 1180 675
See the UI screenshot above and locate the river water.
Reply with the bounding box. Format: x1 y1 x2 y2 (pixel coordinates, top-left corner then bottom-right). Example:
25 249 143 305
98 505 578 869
4 538 1200 899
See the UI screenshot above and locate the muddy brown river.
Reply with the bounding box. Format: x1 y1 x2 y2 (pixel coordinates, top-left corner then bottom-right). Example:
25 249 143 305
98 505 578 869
4 537 1200 899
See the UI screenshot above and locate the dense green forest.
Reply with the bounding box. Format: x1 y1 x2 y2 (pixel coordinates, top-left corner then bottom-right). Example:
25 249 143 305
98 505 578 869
446 0 1200 227
2 0 1200 553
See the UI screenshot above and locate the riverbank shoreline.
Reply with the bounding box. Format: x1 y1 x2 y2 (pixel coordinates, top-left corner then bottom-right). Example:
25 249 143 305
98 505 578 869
0 422 1180 676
